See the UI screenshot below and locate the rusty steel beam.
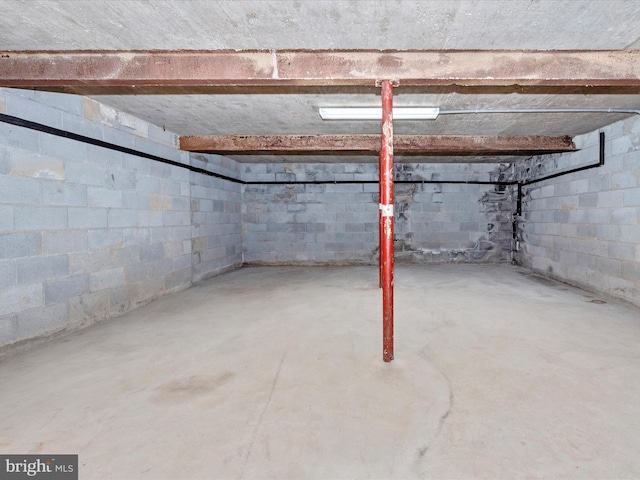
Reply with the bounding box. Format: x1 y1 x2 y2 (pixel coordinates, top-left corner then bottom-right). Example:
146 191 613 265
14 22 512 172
380 80 394 363
180 134 577 155
1 50 639 88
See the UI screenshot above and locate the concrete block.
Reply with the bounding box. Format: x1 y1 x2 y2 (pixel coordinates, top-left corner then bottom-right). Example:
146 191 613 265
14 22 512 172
141 243 164 262
610 207 637 225
0 175 41 205
5 93 63 129
65 161 115 188
16 302 69 339
69 290 110 324
87 144 123 169
622 188 640 206
138 277 164 302
17 254 69 284
39 127 87 161
0 232 41 259
138 210 163 227
108 209 138 228
15 205 67 230
68 207 107 229
608 242 636 262
110 284 140 314
597 190 624 208
620 224 640 243
163 211 191 226
0 315 18 346
0 260 16 288
0 205 13 231
88 229 123 249
44 274 89 304
611 173 638 189
89 267 125 292
0 283 43 316
87 186 123 208
41 182 87 207
122 191 150 210
63 109 104 141
123 228 150 246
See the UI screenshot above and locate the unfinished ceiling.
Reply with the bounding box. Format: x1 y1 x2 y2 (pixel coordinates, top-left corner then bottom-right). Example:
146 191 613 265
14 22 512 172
1 0 640 163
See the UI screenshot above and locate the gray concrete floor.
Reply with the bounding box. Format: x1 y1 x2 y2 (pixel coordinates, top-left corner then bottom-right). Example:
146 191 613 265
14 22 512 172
2 265 640 479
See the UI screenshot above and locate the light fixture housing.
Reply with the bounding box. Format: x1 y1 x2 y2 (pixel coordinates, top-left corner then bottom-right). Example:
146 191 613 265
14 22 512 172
318 107 440 120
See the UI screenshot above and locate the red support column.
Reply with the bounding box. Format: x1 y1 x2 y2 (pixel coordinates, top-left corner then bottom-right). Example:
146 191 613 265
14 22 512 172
380 80 394 362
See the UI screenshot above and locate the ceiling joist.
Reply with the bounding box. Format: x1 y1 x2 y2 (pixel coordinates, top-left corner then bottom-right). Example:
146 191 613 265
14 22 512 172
180 134 577 156
0 50 639 88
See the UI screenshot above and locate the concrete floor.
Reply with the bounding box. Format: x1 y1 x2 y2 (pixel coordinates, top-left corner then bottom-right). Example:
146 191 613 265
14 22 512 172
1 265 640 479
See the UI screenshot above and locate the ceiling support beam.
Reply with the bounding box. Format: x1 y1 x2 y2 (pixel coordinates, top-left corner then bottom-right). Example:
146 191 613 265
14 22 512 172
179 134 577 156
0 50 639 88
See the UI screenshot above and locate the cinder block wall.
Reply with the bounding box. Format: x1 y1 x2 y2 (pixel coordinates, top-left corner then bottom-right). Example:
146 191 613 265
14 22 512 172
241 163 514 264
0 88 241 350
514 115 640 307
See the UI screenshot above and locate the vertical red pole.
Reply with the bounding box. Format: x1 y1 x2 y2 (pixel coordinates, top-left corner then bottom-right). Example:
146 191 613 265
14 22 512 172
380 80 394 362
379 151 383 289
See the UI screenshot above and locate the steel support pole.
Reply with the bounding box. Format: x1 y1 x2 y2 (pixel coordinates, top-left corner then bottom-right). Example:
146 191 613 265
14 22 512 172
380 80 394 362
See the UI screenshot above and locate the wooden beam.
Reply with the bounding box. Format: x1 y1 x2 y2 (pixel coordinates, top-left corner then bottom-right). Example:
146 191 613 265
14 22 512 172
0 50 639 88
180 134 577 156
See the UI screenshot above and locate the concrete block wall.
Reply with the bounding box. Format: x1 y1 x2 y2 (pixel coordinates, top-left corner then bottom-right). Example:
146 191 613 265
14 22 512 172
241 162 514 264
0 88 242 350
514 115 640 307
190 154 243 282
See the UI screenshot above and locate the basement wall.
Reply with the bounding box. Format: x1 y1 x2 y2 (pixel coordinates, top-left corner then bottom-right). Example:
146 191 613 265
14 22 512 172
514 116 640 307
0 88 242 350
241 163 514 265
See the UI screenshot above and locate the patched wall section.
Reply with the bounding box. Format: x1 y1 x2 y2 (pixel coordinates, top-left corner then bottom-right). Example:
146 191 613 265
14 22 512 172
513 117 640 307
241 163 515 265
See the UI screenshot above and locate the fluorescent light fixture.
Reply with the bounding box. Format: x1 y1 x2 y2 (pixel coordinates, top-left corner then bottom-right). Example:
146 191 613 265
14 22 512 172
319 107 439 120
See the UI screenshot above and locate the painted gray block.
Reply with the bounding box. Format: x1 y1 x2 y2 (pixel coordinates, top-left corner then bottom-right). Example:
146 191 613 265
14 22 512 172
68 207 108 229
65 161 116 188
42 230 88 255
16 302 69 340
0 175 41 205
17 254 69 284
0 283 43 316
141 243 164 262
34 90 84 116
597 190 624 208
89 267 125 292
88 229 123 249
86 144 123 169
5 93 64 129
0 205 13 231
0 260 16 288
622 189 640 206
110 284 140 314
39 128 87 162
87 186 123 208
0 232 41 259
108 209 138 228
41 181 87 206
163 211 190 226
15 206 67 231
0 315 18 346
69 290 110 324
138 210 163 227
44 274 89 304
